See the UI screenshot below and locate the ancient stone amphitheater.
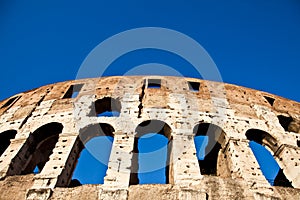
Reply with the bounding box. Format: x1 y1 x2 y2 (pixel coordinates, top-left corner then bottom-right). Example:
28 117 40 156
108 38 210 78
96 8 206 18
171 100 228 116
0 76 299 200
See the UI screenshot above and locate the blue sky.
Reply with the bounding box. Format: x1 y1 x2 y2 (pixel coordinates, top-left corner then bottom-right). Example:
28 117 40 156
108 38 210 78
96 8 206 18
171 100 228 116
1 1 299 185
1 0 300 102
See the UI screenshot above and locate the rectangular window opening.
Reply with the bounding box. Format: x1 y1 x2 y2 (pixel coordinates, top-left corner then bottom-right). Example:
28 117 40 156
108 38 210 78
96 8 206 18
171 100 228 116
147 79 161 89
63 84 84 99
264 96 275 106
1 96 19 109
188 81 200 92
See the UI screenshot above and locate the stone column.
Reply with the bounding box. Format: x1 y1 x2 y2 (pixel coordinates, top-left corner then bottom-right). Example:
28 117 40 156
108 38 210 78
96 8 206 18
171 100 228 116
170 131 202 187
103 132 134 189
220 139 271 190
274 144 300 188
26 133 78 200
0 138 27 179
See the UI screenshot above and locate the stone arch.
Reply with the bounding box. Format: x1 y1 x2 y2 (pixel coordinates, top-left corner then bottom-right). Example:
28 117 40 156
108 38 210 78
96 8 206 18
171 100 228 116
79 123 115 144
8 122 63 175
70 123 115 186
135 120 172 139
90 97 121 117
246 129 292 187
245 129 278 153
130 120 172 185
0 130 17 157
193 123 225 175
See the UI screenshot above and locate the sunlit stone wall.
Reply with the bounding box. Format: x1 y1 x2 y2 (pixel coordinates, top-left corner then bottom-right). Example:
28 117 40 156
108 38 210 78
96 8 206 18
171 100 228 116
0 76 299 200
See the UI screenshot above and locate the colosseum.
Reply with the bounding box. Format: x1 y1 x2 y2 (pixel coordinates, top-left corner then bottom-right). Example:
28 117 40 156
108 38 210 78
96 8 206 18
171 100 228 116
0 76 299 200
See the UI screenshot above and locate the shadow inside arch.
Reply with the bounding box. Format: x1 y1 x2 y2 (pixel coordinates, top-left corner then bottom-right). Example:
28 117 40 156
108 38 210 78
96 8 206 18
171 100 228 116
246 129 292 187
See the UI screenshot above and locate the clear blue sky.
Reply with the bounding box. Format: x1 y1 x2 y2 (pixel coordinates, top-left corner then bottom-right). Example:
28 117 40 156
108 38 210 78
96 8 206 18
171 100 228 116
1 0 299 185
1 0 300 102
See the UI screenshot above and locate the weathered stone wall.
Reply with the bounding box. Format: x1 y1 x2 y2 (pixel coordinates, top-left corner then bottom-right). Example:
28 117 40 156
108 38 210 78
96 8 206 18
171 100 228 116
0 76 299 200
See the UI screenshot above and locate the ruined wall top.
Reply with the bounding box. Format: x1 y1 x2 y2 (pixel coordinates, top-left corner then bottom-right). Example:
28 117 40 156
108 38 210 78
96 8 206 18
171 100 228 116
1 76 299 118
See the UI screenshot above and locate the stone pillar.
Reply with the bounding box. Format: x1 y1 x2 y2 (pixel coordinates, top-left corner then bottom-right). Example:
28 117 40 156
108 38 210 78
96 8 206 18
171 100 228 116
170 131 202 186
26 133 78 200
103 132 134 189
220 139 271 190
274 144 300 188
0 138 27 179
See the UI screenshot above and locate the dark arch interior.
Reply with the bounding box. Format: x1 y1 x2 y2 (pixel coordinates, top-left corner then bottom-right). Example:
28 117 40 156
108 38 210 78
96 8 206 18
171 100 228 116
0 130 17 156
246 129 292 187
130 120 172 185
274 169 293 187
277 115 294 132
91 97 121 117
79 123 115 144
245 129 278 152
193 123 223 175
21 122 63 174
70 123 115 186
135 120 172 139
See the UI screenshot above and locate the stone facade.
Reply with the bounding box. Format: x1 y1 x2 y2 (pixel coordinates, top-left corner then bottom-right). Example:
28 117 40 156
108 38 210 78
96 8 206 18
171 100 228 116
0 76 299 200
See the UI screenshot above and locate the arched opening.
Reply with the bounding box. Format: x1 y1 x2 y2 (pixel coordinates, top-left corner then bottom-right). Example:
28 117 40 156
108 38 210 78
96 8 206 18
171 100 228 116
277 115 294 132
70 123 114 185
193 123 223 175
91 97 121 117
246 129 292 187
0 130 17 156
20 122 63 175
130 120 172 185
245 129 278 152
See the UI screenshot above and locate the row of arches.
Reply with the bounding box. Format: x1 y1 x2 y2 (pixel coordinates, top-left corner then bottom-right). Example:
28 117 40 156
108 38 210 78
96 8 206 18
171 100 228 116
87 97 300 137
0 121 297 187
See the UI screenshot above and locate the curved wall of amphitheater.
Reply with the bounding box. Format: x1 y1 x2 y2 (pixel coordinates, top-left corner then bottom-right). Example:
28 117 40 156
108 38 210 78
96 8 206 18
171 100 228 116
0 76 300 200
